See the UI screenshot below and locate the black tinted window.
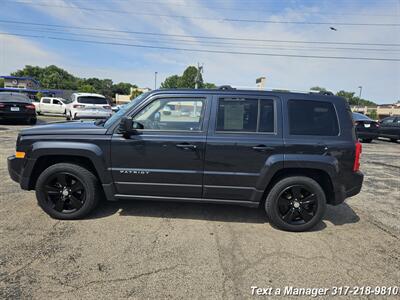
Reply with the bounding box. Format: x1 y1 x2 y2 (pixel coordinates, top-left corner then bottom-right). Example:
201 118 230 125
77 96 107 104
288 100 339 136
42 98 51 103
217 98 274 133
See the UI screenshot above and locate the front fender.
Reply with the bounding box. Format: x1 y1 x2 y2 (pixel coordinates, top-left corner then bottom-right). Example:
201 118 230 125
23 141 111 184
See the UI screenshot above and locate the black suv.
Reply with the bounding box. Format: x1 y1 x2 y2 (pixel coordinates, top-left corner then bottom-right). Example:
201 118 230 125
8 88 363 231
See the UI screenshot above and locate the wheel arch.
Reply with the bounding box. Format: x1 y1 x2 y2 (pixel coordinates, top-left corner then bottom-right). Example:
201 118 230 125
260 167 335 206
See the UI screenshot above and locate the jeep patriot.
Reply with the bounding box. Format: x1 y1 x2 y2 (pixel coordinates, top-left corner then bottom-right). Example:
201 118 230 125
8 88 364 231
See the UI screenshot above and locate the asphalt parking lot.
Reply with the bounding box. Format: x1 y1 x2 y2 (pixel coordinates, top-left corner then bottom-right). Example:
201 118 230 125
0 116 399 299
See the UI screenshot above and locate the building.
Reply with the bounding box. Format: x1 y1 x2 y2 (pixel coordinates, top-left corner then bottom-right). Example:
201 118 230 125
0 75 57 99
351 102 400 119
115 87 151 104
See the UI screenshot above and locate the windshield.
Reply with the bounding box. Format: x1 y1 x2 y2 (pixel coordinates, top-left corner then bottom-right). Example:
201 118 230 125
103 92 149 128
77 96 107 104
0 92 30 102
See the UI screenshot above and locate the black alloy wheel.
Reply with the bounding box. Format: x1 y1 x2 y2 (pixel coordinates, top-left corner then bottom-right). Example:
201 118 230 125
277 185 317 225
43 172 86 213
265 176 326 232
36 163 100 219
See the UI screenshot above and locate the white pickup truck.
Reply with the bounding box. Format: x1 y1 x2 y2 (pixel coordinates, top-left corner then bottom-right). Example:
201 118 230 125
33 97 70 116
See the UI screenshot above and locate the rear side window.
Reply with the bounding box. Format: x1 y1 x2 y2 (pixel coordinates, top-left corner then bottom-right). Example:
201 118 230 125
216 98 274 133
288 100 339 136
42 98 51 104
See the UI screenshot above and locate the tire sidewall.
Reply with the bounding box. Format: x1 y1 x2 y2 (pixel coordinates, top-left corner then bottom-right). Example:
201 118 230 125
265 176 326 232
35 164 98 219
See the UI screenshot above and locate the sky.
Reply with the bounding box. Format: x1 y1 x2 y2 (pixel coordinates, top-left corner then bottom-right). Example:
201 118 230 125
0 0 399 103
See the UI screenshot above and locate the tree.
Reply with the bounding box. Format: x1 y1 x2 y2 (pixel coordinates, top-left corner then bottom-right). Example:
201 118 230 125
310 86 327 92
336 90 376 107
0 78 4 88
130 88 143 99
112 82 136 95
160 66 215 89
367 109 378 120
161 75 180 88
78 84 96 93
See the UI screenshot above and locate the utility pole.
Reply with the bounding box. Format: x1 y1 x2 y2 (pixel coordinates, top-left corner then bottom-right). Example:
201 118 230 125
154 72 158 90
358 86 362 109
195 63 203 89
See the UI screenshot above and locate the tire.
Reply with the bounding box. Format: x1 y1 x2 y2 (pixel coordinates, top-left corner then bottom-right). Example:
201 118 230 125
390 138 398 143
265 176 326 232
362 138 372 143
26 117 37 125
35 163 100 220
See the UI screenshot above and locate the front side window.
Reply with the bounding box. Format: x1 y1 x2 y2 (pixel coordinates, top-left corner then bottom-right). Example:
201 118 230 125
288 100 339 136
133 98 206 131
216 98 274 133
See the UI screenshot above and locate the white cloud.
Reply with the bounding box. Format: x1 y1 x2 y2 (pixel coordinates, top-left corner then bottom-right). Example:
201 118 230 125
0 33 59 73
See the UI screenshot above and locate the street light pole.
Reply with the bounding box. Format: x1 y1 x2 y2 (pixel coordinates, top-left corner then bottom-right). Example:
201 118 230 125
358 86 362 110
154 72 158 90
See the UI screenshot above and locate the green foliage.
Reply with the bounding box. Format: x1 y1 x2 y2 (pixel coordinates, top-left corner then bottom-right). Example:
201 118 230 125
130 89 143 99
310 86 327 92
0 78 4 88
78 84 96 93
160 66 215 89
10 65 138 98
35 92 43 101
336 90 376 107
367 109 378 120
161 75 180 89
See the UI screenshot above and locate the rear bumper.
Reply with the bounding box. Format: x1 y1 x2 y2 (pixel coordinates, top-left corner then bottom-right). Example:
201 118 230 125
0 112 36 120
357 131 379 140
331 171 364 205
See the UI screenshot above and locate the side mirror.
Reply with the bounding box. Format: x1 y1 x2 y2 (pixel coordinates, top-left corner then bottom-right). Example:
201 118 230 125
119 117 143 137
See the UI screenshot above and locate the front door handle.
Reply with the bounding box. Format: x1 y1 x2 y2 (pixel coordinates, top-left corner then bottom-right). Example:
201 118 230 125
252 145 274 152
176 143 197 150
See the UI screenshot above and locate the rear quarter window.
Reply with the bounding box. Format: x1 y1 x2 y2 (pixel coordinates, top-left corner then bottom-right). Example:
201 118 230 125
288 100 339 136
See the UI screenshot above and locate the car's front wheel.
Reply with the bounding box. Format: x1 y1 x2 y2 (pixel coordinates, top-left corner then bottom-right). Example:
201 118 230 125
265 176 326 232
35 163 100 219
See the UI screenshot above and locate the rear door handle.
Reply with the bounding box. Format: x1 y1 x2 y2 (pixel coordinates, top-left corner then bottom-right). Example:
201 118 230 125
252 145 274 152
176 143 197 150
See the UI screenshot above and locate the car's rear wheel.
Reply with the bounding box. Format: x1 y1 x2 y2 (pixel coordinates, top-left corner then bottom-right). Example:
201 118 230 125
265 176 326 232
26 117 37 125
35 163 100 219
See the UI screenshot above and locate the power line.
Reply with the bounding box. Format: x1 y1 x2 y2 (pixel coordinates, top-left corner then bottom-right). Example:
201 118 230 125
1 32 399 61
0 19 399 47
7 26 400 53
5 1 400 27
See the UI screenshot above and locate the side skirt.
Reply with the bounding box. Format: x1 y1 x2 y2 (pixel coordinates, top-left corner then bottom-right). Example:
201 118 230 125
113 194 260 207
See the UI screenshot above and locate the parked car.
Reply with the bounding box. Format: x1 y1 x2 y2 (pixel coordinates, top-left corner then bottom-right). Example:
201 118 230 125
378 115 400 142
8 88 363 232
66 93 112 120
0 92 37 124
34 97 70 116
352 112 379 143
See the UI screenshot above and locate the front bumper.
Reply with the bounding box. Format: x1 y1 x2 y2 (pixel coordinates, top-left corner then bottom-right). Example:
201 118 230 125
7 156 30 190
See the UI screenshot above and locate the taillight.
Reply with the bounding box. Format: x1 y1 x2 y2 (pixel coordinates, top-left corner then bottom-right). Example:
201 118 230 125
25 104 36 110
353 142 362 172
103 105 111 110
0 103 4 108
73 104 85 109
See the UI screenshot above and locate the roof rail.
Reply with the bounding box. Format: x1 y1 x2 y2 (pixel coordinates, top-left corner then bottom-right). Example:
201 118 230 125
309 90 334 96
218 85 236 90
